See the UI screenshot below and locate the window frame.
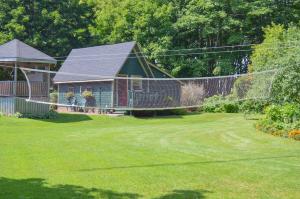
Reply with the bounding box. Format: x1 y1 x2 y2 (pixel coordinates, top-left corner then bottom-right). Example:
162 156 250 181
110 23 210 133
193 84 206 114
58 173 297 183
131 75 143 91
68 87 75 93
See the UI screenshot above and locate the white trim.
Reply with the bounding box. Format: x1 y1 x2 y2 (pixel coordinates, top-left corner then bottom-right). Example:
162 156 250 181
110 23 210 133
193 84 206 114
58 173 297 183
111 81 114 108
147 62 174 78
0 57 57 64
54 79 114 84
131 75 143 91
133 47 149 77
136 43 155 77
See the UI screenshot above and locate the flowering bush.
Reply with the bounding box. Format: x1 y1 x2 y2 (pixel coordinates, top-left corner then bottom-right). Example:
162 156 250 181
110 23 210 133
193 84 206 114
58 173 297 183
256 103 300 140
288 130 300 140
82 90 93 99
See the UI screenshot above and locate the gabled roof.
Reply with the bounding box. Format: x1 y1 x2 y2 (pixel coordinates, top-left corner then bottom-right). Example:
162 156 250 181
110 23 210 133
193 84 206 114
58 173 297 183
53 41 137 83
0 39 57 64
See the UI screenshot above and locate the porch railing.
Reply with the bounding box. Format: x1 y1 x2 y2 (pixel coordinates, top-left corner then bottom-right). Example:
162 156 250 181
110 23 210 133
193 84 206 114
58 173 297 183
0 81 48 97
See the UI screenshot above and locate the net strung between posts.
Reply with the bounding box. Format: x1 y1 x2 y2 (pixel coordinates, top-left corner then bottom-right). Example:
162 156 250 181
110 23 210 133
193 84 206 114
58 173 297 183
1 65 277 112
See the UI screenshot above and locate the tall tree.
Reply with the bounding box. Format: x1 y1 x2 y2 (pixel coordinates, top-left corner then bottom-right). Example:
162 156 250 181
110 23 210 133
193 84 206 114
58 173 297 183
87 0 300 77
0 0 94 67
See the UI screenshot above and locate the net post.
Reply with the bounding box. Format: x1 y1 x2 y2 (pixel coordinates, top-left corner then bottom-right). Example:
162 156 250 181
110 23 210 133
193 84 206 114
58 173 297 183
20 68 32 101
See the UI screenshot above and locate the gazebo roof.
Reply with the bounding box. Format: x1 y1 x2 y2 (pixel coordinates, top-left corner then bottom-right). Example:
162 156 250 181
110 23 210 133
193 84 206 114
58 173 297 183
0 39 57 64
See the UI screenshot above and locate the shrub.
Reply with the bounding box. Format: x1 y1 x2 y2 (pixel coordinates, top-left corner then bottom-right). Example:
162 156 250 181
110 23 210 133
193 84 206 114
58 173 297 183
201 95 241 113
14 110 59 119
181 83 205 106
82 91 96 110
130 109 189 117
50 91 58 110
222 102 239 113
50 92 58 103
240 99 270 113
288 130 300 139
45 110 59 119
265 103 300 123
232 75 253 99
14 112 23 118
256 103 300 140
201 95 224 113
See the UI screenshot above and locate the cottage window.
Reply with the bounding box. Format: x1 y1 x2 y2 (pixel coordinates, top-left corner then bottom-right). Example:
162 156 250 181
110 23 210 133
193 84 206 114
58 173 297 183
132 75 142 90
68 87 74 93
85 87 92 92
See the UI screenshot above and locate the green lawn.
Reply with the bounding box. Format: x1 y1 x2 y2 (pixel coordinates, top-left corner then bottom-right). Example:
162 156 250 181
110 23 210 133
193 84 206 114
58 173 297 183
0 113 299 199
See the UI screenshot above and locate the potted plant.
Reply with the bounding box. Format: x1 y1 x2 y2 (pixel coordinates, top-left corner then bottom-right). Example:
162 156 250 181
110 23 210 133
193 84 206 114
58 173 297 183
82 90 95 113
65 91 75 103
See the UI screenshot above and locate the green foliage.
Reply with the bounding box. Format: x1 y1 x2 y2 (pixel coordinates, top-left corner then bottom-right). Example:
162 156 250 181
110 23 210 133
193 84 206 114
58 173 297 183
250 24 300 103
239 99 270 114
0 1 299 79
85 0 300 77
201 95 225 113
256 103 300 139
222 103 239 113
201 95 240 113
14 112 23 118
49 91 58 110
0 0 94 71
50 92 58 103
232 75 253 99
13 110 58 119
271 64 300 103
265 104 300 123
202 95 271 114
130 108 189 117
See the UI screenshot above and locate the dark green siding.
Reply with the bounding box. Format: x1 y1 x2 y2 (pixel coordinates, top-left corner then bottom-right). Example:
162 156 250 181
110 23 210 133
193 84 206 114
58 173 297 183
151 67 170 78
118 54 148 77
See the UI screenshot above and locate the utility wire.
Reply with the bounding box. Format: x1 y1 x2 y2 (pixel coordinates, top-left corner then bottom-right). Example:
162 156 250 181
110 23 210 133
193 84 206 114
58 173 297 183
50 40 300 59
52 45 299 62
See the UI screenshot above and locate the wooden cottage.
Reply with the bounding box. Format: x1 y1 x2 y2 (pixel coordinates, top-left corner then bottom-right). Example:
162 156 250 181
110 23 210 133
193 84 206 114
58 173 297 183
0 39 57 115
53 42 181 111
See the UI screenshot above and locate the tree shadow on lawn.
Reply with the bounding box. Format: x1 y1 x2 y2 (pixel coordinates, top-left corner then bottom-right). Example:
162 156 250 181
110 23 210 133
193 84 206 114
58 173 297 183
154 189 211 199
0 177 211 199
77 155 298 172
0 177 141 199
133 112 203 120
38 113 93 123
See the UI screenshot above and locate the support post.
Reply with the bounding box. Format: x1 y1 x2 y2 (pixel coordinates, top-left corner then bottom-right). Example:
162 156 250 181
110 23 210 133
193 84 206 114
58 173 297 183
47 64 50 98
13 62 17 96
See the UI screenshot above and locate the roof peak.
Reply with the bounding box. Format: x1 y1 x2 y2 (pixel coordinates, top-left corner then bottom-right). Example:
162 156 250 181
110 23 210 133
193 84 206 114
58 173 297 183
0 39 57 64
72 41 136 51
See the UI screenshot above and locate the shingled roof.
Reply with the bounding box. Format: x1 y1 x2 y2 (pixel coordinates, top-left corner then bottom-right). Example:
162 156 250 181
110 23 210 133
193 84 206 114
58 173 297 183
0 39 57 64
53 41 137 83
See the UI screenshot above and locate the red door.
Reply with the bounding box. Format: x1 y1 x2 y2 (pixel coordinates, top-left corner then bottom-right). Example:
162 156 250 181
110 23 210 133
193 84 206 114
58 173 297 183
117 78 128 107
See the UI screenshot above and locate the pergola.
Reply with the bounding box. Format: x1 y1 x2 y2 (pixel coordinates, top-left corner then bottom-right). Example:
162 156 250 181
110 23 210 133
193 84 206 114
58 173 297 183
0 39 57 115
